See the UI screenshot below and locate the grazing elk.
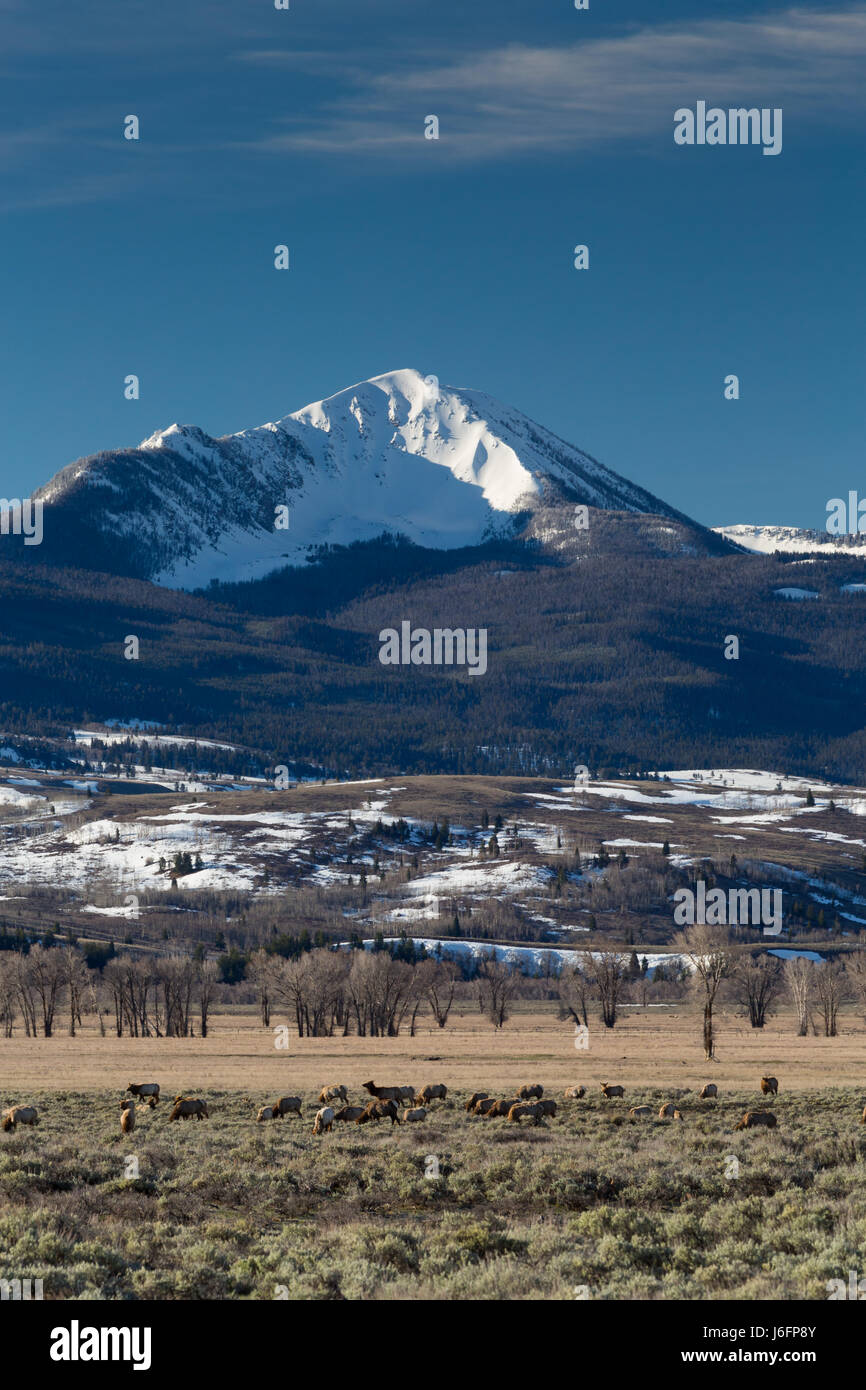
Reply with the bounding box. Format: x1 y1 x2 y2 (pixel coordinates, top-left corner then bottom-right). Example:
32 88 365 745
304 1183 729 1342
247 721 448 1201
272 1096 303 1120
507 1102 544 1126
356 1099 400 1126
127 1083 159 1105
362 1080 403 1104
415 1084 447 1105
313 1107 335 1135
169 1097 208 1121
318 1086 348 1108
472 1097 501 1116
2 1106 38 1131
517 1083 543 1101
485 1098 522 1118
735 1110 778 1131
333 1106 367 1124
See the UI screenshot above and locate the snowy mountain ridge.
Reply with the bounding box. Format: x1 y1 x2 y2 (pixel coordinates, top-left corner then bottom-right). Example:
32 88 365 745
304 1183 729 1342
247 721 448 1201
715 523 866 556
26 368 711 587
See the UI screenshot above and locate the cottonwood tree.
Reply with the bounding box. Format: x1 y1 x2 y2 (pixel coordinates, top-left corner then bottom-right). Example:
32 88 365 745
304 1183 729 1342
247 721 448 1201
103 958 146 1037
0 956 17 1036
673 924 732 1060
110 959 155 1037
198 959 218 1037
477 958 520 1030
271 951 347 1037
15 953 39 1037
246 949 273 1026
843 949 866 1026
814 959 847 1037
26 946 64 1038
419 958 457 1029
61 946 89 1037
783 955 813 1036
157 958 195 1037
557 960 591 1028
590 952 627 1029
731 952 783 1029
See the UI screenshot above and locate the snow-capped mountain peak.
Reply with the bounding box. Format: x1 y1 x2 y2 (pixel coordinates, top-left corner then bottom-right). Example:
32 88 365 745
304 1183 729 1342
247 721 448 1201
24 368 706 587
283 367 544 514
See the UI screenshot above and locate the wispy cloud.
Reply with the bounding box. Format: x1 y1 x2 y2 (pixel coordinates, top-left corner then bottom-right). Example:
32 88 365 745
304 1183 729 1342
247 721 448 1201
236 6 866 161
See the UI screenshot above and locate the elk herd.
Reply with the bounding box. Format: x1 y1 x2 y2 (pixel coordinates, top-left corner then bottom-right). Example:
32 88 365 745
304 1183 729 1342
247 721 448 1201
458 1078 780 1127
6 1070 866 1138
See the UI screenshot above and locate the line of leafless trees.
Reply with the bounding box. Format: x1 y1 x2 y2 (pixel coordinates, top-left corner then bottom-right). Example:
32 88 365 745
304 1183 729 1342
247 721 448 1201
5 937 866 1046
555 929 866 1059
0 948 219 1038
247 949 460 1037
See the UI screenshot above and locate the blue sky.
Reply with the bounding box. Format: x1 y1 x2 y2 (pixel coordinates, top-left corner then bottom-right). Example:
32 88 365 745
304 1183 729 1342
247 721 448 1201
1 0 863 530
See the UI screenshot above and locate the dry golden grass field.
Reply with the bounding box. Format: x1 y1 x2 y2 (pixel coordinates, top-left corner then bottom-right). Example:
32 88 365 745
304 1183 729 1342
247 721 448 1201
3 1003 866 1095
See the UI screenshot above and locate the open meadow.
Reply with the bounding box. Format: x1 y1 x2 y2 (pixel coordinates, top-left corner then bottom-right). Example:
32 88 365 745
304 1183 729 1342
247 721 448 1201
3 1005 866 1301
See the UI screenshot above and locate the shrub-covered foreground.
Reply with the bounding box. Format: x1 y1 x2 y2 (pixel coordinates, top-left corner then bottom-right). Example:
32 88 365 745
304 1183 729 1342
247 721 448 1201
1 1088 865 1300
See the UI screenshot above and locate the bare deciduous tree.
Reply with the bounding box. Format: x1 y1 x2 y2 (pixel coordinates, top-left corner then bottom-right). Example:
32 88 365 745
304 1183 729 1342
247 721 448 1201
844 949 866 1027
477 958 519 1029
419 958 457 1030
590 952 627 1030
783 955 813 1036
730 952 783 1029
557 961 591 1028
673 925 732 1060
246 949 272 1027
27 946 64 1038
61 946 89 1036
198 960 218 1038
0 956 18 1036
814 959 847 1037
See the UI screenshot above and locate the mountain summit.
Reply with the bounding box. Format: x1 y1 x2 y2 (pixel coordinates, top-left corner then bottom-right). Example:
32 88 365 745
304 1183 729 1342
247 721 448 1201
26 368 710 587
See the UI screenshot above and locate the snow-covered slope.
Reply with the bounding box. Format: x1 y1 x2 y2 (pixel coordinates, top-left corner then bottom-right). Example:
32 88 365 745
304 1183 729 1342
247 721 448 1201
29 368 702 588
716 524 866 556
